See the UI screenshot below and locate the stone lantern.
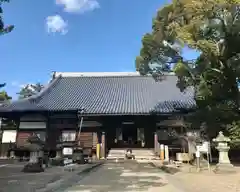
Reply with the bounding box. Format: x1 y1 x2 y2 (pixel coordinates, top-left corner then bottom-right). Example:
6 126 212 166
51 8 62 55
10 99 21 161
22 134 45 173
212 131 235 173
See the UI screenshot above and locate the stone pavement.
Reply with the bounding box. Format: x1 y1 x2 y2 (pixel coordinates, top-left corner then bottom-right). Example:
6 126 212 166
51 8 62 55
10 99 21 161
0 162 102 192
64 160 182 192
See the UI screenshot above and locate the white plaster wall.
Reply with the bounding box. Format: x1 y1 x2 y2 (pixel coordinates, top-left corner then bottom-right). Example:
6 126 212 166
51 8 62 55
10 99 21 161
2 130 17 143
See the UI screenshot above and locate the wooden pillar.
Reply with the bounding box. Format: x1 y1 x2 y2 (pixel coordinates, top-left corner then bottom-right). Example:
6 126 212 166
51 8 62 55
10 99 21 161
160 144 165 162
154 132 158 154
101 132 106 159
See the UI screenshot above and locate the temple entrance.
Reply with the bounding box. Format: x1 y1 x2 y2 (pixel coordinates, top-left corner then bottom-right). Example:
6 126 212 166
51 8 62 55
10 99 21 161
122 124 137 146
112 123 145 148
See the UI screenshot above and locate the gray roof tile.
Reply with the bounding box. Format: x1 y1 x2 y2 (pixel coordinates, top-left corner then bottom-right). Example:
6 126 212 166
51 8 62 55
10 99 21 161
0 75 196 114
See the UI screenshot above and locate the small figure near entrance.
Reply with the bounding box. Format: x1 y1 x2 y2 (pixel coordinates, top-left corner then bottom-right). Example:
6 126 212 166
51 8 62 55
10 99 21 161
125 148 135 160
128 137 133 145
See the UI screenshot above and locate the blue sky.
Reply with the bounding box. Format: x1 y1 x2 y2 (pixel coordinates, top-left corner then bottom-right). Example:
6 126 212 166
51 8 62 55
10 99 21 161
1 0 198 99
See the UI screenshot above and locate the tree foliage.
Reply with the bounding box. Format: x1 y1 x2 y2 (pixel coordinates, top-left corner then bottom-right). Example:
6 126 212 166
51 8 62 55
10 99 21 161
0 0 14 35
0 83 11 103
17 83 44 99
136 0 240 143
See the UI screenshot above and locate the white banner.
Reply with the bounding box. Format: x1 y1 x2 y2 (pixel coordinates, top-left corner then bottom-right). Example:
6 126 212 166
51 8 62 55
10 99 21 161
137 128 144 141
116 128 122 140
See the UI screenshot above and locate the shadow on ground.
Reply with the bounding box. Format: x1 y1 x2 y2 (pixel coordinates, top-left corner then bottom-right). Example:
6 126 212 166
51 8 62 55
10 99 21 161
148 162 181 175
0 163 100 192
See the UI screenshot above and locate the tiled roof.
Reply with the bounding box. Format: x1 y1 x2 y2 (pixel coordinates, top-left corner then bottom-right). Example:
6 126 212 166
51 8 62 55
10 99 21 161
0 74 196 114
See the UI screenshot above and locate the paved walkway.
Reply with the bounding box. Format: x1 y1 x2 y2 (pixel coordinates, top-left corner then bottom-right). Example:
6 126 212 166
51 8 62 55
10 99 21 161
64 160 181 192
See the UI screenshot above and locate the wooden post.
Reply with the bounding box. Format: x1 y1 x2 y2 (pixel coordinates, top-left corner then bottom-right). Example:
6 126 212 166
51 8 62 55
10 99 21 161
96 143 101 159
160 144 164 163
154 132 158 154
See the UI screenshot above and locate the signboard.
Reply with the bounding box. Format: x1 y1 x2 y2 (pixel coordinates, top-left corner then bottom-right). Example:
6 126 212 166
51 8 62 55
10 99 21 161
62 131 76 142
63 147 73 155
195 151 200 158
197 142 210 153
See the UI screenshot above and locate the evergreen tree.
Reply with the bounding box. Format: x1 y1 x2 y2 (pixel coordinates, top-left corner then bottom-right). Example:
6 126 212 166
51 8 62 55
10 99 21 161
17 83 44 99
136 0 240 144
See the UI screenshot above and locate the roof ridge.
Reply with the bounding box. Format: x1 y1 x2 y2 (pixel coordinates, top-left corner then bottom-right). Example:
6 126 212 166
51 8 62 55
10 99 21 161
55 72 140 77
10 75 62 105
63 75 143 78
61 73 176 78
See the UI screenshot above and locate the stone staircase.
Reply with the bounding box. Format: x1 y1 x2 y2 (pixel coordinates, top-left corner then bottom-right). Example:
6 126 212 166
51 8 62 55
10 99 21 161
132 149 159 160
107 149 126 160
107 148 159 160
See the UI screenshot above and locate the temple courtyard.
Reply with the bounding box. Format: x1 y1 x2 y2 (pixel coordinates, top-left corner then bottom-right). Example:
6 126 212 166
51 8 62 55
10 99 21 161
1 160 240 192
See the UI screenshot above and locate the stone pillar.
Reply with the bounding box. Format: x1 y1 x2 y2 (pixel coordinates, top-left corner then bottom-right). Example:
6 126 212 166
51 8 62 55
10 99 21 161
101 132 106 159
164 145 169 162
154 132 158 154
56 150 62 159
10 150 15 159
29 151 38 163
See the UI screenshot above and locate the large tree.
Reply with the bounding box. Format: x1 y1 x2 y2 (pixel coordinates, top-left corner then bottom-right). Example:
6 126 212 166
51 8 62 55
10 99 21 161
136 0 240 142
0 0 14 35
17 83 44 99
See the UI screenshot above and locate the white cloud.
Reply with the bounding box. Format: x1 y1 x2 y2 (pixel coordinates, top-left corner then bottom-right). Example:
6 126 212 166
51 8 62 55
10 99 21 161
56 0 100 13
11 81 20 87
46 15 68 35
10 81 30 88
19 84 26 88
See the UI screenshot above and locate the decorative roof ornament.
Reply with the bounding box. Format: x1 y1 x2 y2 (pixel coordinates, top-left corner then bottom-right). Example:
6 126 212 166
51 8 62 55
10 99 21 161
52 71 57 79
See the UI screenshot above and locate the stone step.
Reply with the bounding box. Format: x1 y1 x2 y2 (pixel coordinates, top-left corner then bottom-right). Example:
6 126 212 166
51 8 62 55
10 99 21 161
107 156 160 160
108 151 155 154
108 152 125 154
107 149 158 160
132 152 155 155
